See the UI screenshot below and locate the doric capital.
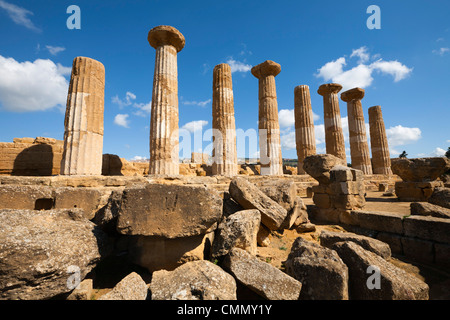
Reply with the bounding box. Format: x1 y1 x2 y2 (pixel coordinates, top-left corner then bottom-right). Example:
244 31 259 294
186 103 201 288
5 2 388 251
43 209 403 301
148 25 185 52
251 60 281 79
341 87 365 102
317 83 343 96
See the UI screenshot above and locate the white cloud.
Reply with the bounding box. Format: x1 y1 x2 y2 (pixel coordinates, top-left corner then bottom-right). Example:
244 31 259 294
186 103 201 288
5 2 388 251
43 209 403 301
182 99 211 107
278 108 320 128
315 47 412 91
386 125 421 146
447 140 450 143
0 55 69 112
226 58 252 73
130 155 147 161
112 91 151 117
431 147 446 157
280 130 296 150
114 114 130 128
46 45 66 56
132 101 151 117
350 46 370 63
112 91 136 108
181 120 208 133
0 0 41 32
433 47 450 56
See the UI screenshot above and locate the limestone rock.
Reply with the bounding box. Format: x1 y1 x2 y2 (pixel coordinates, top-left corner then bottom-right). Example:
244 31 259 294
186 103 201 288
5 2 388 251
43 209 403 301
0 209 112 300
212 209 261 258
391 157 450 182
98 272 148 300
284 238 349 300
257 224 271 247
410 202 450 219
223 248 302 300
332 241 429 300
150 260 237 300
0 185 53 210
229 177 287 230
257 179 297 211
428 187 450 209
117 184 223 238
67 279 93 300
303 154 347 184
319 230 391 259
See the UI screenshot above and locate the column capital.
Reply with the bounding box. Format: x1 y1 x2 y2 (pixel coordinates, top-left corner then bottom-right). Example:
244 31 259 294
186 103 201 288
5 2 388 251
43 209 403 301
317 83 343 96
251 60 281 79
148 25 185 52
341 87 365 102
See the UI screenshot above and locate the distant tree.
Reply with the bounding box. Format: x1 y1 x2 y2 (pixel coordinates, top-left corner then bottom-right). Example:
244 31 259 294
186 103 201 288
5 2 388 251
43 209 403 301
446 147 450 159
399 151 408 158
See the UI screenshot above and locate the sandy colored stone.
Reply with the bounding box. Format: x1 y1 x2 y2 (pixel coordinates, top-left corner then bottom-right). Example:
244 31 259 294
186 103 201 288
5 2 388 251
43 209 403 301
212 63 238 176
368 106 392 175
148 25 184 175
410 202 450 219
98 272 148 300
428 187 450 209
391 157 450 182
252 60 283 175
317 83 346 161
341 87 372 174
303 154 347 185
61 57 105 176
294 85 316 174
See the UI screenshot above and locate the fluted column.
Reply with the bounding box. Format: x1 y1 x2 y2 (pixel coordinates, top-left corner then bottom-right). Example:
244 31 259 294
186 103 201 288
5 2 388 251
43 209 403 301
294 85 316 174
368 106 392 175
148 25 185 175
251 60 283 176
341 87 373 174
61 56 105 175
212 63 238 176
317 83 347 162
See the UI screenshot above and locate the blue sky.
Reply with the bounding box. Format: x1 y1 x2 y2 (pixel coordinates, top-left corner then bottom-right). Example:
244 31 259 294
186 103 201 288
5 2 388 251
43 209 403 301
0 0 449 162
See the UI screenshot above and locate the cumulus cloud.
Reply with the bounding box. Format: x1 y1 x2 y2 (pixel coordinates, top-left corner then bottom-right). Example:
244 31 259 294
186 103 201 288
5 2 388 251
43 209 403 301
112 92 151 117
315 47 413 91
280 131 296 150
0 55 70 112
431 147 446 157
130 155 147 161
278 108 320 128
386 125 421 146
0 0 41 32
226 58 252 73
181 120 208 133
46 45 66 56
114 114 130 128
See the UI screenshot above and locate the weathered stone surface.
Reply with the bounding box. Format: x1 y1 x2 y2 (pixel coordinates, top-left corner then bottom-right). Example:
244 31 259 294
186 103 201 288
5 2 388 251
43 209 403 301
117 184 223 238
257 224 271 247
53 187 105 220
212 209 261 258
212 63 238 176
319 230 391 259
98 272 148 300
410 202 450 219
395 181 444 201
368 106 392 175
0 209 112 300
317 83 346 161
303 154 347 185
229 177 287 230
428 187 450 209
61 57 105 176
284 238 348 300
403 215 450 243
148 25 185 175
281 196 308 230
401 237 434 265
332 241 429 300
67 279 93 300
341 87 372 175
294 85 316 174
0 185 53 210
391 157 450 182
129 233 213 273
150 260 237 300
257 179 297 211
350 210 404 234
252 60 283 176
223 248 302 300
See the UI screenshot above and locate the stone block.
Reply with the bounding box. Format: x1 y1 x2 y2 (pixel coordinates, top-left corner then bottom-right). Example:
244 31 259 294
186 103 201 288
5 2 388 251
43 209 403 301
0 185 53 210
434 243 450 268
401 237 434 265
350 210 404 234
403 215 450 244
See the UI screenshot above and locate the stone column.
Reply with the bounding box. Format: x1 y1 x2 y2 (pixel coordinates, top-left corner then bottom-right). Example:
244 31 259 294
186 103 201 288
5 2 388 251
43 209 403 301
341 87 372 175
317 83 346 162
148 25 185 175
368 106 392 175
212 63 238 176
61 56 105 176
251 60 283 176
294 85 316 174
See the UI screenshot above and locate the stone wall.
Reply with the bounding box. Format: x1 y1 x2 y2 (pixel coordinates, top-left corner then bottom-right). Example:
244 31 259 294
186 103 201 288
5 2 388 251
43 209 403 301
0 137 63 176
